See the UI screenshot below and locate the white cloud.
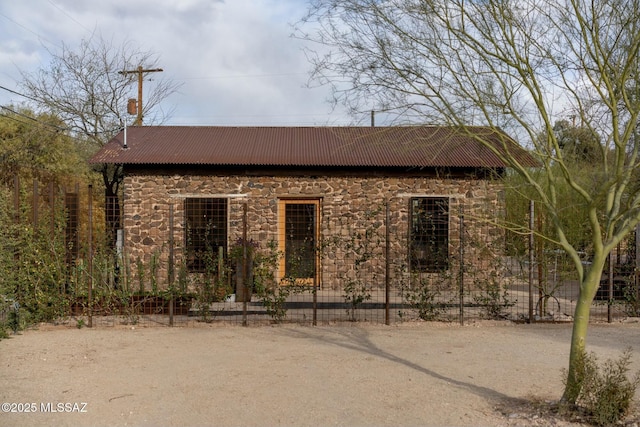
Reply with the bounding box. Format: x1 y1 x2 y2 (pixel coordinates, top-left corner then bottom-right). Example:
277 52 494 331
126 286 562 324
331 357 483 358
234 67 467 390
0 0 353 125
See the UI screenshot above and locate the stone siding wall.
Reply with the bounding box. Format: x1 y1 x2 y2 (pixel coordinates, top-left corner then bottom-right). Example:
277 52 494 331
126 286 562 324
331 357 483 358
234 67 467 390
121 169 504 292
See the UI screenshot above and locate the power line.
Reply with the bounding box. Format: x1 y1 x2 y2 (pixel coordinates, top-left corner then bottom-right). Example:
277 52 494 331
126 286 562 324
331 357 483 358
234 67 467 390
0 105 69 132
0 87 123 135
0 104 118 136
180 72 308 80
47 0 94 34
0 11 59 49
0 85 39 103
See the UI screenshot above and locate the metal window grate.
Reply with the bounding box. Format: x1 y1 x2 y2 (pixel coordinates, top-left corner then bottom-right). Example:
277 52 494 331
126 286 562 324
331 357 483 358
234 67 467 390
284 203 316 279
409 197 449 272
185 198 228 272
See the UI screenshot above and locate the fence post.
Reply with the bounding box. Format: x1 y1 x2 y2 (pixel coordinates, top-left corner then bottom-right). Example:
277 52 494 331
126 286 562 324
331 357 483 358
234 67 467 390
312 279 318 326
385 201 390 325
528 200 535 323
242 202 248 326
75 183 80 261
459 205 464 326
313 200 318 326
169 203 174 326
13 176 20 224
49 182 55 237
13 177 20 300
48 182 62 295
33 180 38 228
88 184 93 328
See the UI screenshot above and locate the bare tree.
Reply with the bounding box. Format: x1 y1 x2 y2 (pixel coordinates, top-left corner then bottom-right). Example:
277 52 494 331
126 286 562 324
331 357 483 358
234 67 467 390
297 0 640 403
19 34 181 240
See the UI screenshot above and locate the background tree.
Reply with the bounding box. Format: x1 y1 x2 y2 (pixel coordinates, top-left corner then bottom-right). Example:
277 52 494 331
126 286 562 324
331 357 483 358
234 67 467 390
19 34 180 242
0 107 99 325
298 0 640 403
0 107 93 187
553 119 602 164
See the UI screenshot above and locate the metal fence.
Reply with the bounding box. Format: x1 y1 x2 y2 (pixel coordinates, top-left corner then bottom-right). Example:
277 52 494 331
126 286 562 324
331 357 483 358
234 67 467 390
2 178 639 329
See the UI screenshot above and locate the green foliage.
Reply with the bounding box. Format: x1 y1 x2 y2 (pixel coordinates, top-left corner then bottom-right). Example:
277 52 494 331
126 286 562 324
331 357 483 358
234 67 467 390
194 246 233 322
327 207 383 321
195 280 214 322
404 275 449 321
136 257 145 294
0 110 93 187
253 241 297 323
0 173 130 328
1 298 22 337
343 278 371 321
472 270 515 319
503 161 595 260
0 186 70 324
7 307 21 334
260 285 293 323
252 241 280 292
622 282 640 317
150 250 161 294
176 260 189 295
562 348 640 426
116 289 140 325
553 120 602 165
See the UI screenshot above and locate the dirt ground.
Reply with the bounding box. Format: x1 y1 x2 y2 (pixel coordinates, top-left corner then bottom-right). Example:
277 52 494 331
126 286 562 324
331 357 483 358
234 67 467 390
1 320 640 427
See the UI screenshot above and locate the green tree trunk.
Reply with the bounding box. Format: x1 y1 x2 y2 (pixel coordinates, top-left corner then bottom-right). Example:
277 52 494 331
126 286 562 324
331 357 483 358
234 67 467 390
562 255 605 403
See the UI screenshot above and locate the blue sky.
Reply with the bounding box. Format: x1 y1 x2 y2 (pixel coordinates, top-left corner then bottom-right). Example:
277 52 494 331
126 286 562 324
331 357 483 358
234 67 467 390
0 0 360 126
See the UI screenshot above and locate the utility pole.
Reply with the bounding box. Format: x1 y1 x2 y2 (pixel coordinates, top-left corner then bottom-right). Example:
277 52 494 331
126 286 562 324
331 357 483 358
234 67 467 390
119 66 163 125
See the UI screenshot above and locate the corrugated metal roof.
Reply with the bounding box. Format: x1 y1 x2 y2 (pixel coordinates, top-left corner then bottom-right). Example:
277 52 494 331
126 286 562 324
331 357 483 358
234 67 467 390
89 126 538 168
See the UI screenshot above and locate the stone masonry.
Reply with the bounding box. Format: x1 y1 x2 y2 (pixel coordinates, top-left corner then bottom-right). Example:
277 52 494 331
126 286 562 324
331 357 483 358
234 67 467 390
121 167 504 292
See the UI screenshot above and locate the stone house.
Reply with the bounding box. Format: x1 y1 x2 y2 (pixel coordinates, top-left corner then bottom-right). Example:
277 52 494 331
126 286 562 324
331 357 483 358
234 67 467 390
90 126 536 294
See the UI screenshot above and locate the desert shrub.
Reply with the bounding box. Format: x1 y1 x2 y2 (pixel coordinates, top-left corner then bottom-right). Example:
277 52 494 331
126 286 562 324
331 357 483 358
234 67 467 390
259 284 293 323
405 283 441 320
0 192 70 325
563 348 640 426
472 270 515 319
622 282 640 317
404 273 453 321
252 241 304 323
343 277 372 321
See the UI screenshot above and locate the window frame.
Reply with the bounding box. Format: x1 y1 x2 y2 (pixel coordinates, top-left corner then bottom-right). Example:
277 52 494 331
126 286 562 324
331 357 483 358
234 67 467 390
277 199 321 286
184 197 228 273
409 197 450 273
